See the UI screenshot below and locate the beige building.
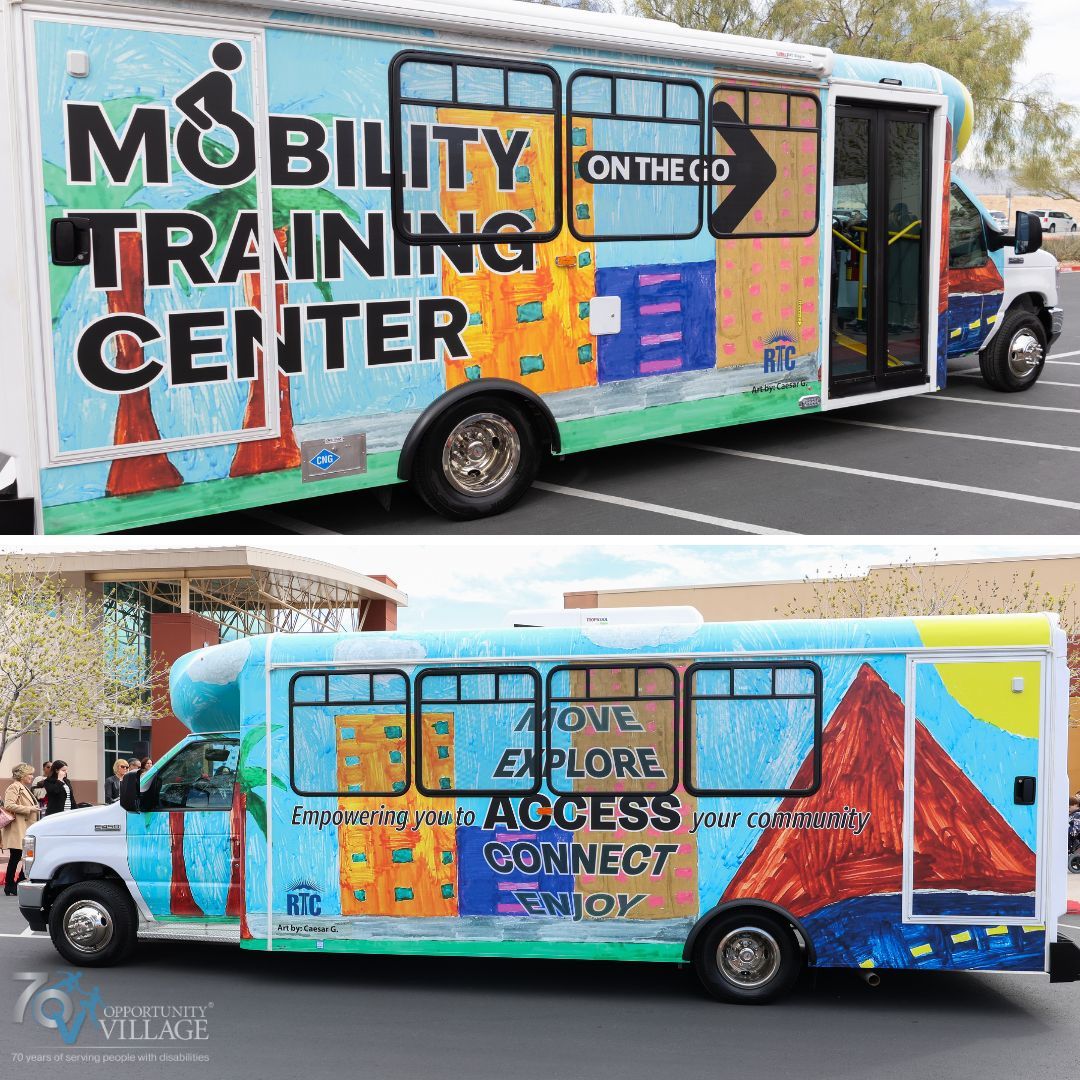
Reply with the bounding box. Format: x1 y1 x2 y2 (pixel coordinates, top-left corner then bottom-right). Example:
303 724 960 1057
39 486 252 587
566 552 1080 793
0 546 406 804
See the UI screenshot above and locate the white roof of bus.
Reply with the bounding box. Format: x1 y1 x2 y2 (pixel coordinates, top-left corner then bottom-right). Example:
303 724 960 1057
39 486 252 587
236 0 835 75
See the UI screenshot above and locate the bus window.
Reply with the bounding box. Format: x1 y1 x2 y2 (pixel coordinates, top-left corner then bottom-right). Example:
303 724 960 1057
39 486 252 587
684 661 822 796
390 51 562 244
149 737 239 810
415 667 541 797
289 669 411 797
545 663 678 795
948 183 989 269
568 69 705 242
709 85 820 238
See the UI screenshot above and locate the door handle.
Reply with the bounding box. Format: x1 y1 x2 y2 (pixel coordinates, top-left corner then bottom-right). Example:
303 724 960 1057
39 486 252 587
1013 776 1036 805
50 215 91 266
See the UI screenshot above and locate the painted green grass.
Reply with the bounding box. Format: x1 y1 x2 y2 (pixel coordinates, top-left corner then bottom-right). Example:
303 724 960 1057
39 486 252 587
43 451 402 534
242 936 682 962
43 384 820 533
557 382 819 455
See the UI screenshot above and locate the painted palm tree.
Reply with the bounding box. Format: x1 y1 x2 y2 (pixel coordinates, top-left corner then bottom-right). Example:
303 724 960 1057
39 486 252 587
43 95 182 497
187 145 362 477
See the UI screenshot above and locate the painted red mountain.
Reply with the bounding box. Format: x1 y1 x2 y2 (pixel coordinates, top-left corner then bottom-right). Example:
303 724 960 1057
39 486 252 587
722 664 1035 918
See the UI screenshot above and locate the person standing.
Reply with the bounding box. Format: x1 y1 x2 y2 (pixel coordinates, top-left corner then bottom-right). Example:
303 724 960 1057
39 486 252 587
119 755 152 809
3 764 40 895
38 761 75 817
103 759 129 804
32 762 52 813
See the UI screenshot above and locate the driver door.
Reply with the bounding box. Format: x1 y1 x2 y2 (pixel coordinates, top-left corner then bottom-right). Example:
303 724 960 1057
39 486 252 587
127 737 241 919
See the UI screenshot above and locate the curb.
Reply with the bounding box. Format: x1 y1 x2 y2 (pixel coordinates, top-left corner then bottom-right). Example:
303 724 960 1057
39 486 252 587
1058 264 1080 273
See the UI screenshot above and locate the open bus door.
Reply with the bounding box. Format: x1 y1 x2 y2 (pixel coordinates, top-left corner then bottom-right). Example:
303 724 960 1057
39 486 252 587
828 103 932 397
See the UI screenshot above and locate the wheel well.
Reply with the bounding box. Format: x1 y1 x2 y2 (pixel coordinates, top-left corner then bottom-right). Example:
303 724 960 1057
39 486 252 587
44 864 131 910
1006 293 1053 339
683 900 816 967
397 379 560 481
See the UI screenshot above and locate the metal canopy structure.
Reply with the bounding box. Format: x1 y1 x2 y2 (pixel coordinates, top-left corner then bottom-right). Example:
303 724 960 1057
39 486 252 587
1 546 406 635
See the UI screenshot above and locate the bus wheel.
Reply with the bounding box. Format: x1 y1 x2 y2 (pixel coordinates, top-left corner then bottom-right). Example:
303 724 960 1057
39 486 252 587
48 881 137 967
412 395 540 519
979 310 1045 392
693 912 802 1004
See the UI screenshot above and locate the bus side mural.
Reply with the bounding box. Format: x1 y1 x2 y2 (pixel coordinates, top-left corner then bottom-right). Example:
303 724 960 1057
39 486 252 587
9 2 1057 534
20 615 1078 999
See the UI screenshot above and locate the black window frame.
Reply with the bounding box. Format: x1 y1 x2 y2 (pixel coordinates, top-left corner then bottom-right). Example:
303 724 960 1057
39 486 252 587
288 667 412 799
683 659 823 797
388 49 563 246
140 735 240 813
544 661 680 797
708 83 822 240
414 665 542 798
565 67 706 244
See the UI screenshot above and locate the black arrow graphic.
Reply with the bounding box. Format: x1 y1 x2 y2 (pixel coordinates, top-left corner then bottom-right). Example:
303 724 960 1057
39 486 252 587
708 100 777 234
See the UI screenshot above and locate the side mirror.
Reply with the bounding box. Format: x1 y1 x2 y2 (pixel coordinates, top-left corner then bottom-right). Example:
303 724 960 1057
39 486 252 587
1014 211 1042 256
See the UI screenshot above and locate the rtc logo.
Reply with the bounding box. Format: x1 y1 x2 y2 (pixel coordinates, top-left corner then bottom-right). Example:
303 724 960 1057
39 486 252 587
285 880 322 916
762 330 798 373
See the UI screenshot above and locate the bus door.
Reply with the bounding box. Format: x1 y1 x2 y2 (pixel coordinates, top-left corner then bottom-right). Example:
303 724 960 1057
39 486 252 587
905 657 1043 925
829 104 931 397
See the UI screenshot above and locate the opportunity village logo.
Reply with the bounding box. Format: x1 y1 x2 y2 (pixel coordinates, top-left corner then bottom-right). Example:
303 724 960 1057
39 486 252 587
12 971 212 1063
762 330 798 373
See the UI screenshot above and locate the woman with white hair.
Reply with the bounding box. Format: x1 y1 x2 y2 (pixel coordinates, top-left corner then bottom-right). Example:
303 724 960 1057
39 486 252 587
2 764 40 896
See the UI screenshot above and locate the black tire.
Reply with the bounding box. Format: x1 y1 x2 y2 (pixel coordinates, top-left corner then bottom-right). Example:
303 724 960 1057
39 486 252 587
1069 854 1080 874
411 395 542 520
1048 223 1056 233
978 308 1046 392
692 911 803 1004
48 881 137 967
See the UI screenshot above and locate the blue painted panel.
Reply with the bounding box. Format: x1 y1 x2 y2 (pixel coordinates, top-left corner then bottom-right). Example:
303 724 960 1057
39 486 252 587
457 825 573 916
595 261 716 383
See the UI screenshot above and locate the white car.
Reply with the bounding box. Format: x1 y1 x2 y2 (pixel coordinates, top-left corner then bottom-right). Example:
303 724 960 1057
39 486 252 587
1031 209 1077 233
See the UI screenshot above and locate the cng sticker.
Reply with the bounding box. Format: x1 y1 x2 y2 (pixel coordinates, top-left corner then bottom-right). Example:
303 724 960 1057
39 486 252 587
310 448 340 472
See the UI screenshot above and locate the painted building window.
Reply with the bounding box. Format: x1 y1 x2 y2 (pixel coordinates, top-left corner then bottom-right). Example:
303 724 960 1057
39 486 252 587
684 661 822 796
545 663 679 795
709 86 821 238
415 667 542 796
289 669 412 797
390 51 562 244
567 69 705 242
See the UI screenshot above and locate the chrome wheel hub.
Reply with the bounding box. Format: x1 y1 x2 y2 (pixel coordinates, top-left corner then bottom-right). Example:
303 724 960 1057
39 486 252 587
1007 329 1042 378
716 926 781 989
442 412 521 496
63 900 114 954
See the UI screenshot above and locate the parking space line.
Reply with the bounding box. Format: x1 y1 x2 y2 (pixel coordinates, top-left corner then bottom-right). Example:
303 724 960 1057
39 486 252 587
825 417 1080 453
0 931 47 938
244 509 341 535
676 443 1080 512
930 395 1080 414
951 373 1080 389
531 481 794 534
1046 359 1080 367
1049 349 1080 359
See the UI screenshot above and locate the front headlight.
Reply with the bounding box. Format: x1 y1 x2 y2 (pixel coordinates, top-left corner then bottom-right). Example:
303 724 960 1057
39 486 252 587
21 835 35 875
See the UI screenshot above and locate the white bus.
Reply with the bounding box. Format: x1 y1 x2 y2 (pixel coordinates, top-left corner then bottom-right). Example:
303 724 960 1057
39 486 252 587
17 614 1080 1002
0 0 1062 532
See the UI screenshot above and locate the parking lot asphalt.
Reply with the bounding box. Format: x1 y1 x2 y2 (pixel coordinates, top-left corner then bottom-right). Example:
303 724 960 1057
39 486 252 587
1 899 1077 1080
127 271 1079 536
